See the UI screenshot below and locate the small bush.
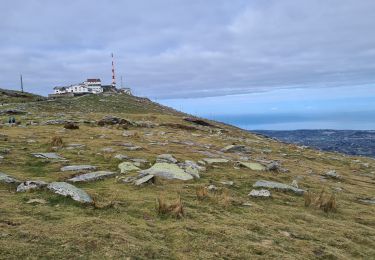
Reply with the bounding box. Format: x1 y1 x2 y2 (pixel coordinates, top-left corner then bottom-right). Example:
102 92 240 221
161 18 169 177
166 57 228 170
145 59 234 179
64 122 79 130
51 136 63 147
321 194 337 213
156 195 184 218
305 189 337 213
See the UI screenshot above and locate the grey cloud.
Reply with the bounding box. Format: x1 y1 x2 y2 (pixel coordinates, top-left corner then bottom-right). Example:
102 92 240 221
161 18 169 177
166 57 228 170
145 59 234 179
0 0 374 98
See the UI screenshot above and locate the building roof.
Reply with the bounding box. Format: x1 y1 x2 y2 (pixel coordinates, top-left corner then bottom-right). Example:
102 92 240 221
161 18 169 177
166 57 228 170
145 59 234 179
53 86 66 90
86 79 101 82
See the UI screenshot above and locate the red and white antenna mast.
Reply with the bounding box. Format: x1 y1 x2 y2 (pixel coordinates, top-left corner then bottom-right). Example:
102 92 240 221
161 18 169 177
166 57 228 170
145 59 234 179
111 53 116 87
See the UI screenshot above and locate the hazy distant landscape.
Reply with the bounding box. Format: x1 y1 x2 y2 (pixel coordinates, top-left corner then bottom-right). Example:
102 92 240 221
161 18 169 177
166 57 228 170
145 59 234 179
254 130 375 158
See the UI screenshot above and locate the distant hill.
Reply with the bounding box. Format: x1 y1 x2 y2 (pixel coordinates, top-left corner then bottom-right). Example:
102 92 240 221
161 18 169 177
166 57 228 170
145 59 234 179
254 129 375 157
0 88 45 103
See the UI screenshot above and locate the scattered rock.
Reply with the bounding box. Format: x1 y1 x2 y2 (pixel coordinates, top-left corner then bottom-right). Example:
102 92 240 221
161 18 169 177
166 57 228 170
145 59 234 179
118 162 140 173
139 163 193 181
358 198 375 205
179 160 204 179
117 176 137 183
203 158 229 165
16 180 48 192
134 174 155 186
64 122 79 130
242 202 252 207
253 180 305 195
207 184 218 191
221 145 250 153
32 153 65 160
236 161 266 171
26 198 47 204
156 154 178 164
43 119 68 125
220 180 234 186
130 158 149 167
0 109 26 115
133 121 158 128
97 116 132 128
291 180 299 188
114 154 129 160
265 161 280 171
68 171 116 183
101 147 115 153
249 189 271 198
60 165 97 172
47 182 93 204
324 170 342 179
0 172 21 184
183 117 213 127
122 130 138 137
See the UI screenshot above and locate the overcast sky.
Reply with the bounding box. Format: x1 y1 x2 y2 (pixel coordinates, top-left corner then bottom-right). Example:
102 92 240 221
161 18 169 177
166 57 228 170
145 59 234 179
1 0 375 99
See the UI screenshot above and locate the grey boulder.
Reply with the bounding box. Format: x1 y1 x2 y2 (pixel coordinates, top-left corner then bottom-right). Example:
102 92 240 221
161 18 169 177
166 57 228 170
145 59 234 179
61 165 97 172
47 182 93 203
253 180 305 195
32 153 65 160
68 171 116 183
17 180 48 192
156 154 178 164
0 172 21 185
249 189 271 198
139 163 193 181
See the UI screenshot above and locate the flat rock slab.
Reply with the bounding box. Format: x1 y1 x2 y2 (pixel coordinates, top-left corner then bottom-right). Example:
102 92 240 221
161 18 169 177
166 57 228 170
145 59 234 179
61 165 97 172
47 182 93 204
221 145 250 153
358 198 375 205
249 189 271 198
134 174 155 186
237 161 266 171
17 180 48 192
0 172 21 185
32 153 65 160
68 171 116 183
118 162 140 173
203 158 229 165
253 180 305 195
139 163 193 181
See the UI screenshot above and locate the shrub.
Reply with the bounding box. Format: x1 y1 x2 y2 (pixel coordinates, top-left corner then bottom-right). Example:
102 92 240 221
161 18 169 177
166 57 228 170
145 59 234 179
64 122 79 130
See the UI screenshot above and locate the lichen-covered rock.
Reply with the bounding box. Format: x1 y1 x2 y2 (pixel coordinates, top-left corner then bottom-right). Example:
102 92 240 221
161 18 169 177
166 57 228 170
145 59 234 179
203 158 229 165
134 174 154 186
0 172 21 185
156 154 178 164
60 165 97 172
47 182 93 203
17 180 48 192
68 171 116 183
253 180 305 195
179 160 204 179
236 161 266 171
324 170 342 179
118 162 140 173
221 145 250 153
249 189 271 198
139 163 193 181
32 153 65 159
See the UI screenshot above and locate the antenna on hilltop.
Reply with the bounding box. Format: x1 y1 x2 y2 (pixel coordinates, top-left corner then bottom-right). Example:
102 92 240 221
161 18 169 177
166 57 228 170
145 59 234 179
111 53 116 87
20 74 24 93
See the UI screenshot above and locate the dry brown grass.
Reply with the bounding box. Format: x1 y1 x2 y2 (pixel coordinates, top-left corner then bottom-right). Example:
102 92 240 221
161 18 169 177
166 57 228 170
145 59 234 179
304 189 337 213
156 195 184 218
217 189 232 208
50 136 63 147
196 186 209 200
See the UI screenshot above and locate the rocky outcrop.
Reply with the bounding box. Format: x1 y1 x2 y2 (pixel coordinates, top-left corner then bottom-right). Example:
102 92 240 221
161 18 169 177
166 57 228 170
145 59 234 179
47 182 93 204
236 161 266 171
118 162 140 173
156 154 178 164
32 153 65 160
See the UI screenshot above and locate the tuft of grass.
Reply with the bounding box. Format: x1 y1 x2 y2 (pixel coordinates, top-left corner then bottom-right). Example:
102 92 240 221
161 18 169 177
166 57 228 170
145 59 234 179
50 136 63 147
304 191 313 207
305 189 337 213
321 193 337 213
196 186 208 200
156 194 184 218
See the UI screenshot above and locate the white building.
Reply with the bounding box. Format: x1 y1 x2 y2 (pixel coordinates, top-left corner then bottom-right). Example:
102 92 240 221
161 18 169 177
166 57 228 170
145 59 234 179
53 79 103 95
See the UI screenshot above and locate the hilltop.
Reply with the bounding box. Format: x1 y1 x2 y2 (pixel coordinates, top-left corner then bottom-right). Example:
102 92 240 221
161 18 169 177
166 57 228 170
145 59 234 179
0 88 45 104
0 91 374 259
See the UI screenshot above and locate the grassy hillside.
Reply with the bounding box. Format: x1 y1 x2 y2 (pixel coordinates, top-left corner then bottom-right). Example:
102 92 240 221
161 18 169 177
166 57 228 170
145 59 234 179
0 88 45 104
0 92 374 259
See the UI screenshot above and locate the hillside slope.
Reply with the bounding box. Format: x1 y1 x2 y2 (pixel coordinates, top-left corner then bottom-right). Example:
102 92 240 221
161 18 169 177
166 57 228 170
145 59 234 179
0 92 374 259
0 88 45 104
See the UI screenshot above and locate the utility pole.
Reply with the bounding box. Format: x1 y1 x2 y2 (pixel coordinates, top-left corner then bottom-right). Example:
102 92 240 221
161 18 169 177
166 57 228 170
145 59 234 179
20 74 24 92
111 53 116 87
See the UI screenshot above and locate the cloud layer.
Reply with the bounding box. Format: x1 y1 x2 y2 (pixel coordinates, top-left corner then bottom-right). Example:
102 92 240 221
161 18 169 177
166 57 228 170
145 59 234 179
1 0 375 98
